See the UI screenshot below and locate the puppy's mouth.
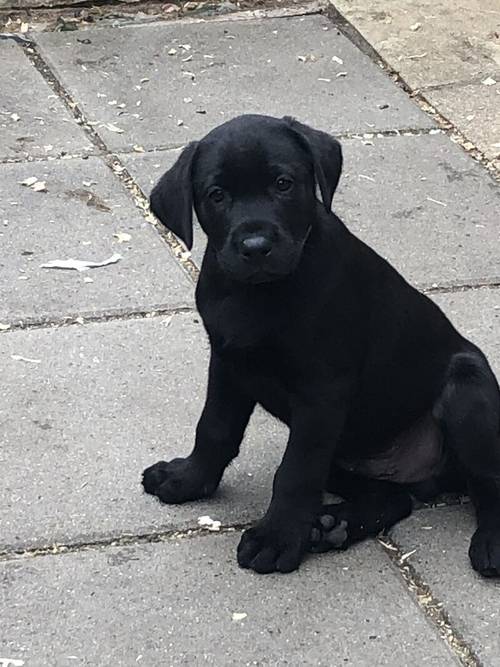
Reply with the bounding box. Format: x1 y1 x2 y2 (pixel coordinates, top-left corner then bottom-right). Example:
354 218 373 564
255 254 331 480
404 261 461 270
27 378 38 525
217 256 298 284
244 270 289 285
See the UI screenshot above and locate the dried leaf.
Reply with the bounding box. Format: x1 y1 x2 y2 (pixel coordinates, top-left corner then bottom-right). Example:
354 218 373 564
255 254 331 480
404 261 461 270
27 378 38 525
11 354 41 364
482 76 496 86
104 123 125 134
41 253 122 272
197 515 221 531
297 54 316 63
405 52 427 59
32 181 47 192
20 177 38 187
232 612 247 621
167 48 177 55
113 232 132 243
426 196 447 207
409 22 421 31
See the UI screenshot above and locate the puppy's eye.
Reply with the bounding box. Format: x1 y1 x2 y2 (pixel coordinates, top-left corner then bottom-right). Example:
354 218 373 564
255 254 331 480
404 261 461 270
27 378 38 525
276 177 293 192
208 187 225 203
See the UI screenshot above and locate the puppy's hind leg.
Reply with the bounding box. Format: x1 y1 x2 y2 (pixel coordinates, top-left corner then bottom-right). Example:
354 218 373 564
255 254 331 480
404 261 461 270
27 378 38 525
308 470 412 553
434 349 500 577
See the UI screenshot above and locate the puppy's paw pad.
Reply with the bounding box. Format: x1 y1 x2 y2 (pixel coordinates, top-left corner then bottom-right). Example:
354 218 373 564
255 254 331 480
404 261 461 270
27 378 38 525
469 526 500 577
308 515 349 553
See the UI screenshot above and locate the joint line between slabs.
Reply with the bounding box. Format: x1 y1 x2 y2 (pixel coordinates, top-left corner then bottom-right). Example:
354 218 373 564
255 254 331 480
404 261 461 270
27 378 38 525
378 535 481 667
0 524 250 563
0 305 197 333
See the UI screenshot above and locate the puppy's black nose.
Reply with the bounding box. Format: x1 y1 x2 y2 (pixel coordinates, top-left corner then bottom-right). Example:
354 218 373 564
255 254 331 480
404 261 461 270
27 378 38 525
240 235 272 260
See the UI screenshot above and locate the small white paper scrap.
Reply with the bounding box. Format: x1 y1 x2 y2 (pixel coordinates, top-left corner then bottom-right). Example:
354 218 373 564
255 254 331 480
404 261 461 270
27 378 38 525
41 253 121 272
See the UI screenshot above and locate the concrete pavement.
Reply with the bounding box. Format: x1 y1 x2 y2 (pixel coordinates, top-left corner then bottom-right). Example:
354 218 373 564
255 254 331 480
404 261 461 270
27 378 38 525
330 0 500 166
1 4 499 666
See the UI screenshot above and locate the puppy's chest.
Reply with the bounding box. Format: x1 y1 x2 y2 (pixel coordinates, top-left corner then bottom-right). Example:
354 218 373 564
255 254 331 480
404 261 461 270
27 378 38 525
229 344 296 420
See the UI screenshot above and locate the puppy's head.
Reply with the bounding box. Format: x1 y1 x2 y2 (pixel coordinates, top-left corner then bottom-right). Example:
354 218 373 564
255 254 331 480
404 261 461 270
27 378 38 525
150 114 342 284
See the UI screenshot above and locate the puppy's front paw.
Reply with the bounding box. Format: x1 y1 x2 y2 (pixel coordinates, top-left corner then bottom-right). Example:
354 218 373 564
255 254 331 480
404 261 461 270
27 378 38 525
142 458 218 504
237 518 310 574
469 525 500 577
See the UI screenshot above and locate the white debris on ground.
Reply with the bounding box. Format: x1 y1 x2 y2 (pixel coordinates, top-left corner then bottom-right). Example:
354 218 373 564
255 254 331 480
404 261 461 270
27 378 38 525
40 253 122 272
197 515 222 531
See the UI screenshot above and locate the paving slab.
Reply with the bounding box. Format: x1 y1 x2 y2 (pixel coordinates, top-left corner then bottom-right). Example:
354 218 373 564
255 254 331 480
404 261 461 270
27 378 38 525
0 313 287 551
0 535 457 666
122 133 500 288
0 157 193 324
1 288 499 552
330 0 500 90
425 84 500 162
330 0 500 163
121 147 207 266
392 505 500 664
0 41 92 160
432 287 500 378
34 15 433 153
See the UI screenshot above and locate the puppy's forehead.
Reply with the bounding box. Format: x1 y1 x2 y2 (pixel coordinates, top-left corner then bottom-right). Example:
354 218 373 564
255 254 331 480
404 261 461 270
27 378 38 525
194 122 308 186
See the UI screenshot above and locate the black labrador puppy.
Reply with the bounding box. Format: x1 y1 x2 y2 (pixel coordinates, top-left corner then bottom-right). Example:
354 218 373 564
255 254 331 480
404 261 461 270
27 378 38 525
143 114 500 576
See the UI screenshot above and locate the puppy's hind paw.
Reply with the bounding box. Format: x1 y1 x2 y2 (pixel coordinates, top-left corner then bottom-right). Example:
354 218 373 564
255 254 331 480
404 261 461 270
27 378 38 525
308 512 349 553
469 525 500 577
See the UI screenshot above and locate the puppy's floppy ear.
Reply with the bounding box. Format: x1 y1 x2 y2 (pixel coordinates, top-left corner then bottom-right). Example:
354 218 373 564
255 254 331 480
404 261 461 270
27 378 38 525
149 142 198 250
283 116 343 212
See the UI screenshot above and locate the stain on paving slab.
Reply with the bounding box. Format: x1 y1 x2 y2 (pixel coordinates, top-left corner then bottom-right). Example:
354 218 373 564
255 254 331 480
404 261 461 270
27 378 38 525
0 41 92 160
392 505 500 665
0 536 457 665
0 157 193 324
122 133 500 288
33 15 433 152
